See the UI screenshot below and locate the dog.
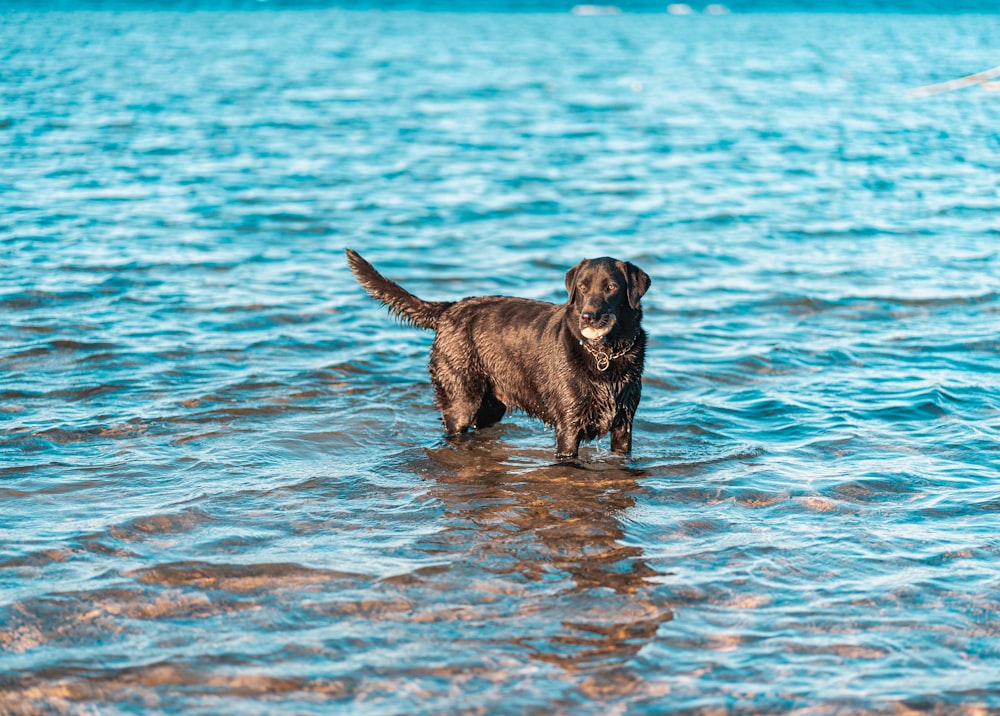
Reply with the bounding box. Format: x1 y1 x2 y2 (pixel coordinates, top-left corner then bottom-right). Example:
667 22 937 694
346 249 650 459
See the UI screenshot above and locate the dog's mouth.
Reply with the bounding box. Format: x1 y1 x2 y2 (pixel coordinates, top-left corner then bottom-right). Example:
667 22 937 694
580 314 616 342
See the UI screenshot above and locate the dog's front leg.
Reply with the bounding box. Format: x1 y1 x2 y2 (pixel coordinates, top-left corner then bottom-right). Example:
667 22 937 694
555 424 582 460
610 415 633 455
610 382 641 455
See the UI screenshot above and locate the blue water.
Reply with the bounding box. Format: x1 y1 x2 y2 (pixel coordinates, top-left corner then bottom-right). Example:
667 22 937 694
2 5 1000 714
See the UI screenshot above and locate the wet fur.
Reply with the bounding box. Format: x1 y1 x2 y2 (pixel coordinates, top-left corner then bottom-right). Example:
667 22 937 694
346 249 650 459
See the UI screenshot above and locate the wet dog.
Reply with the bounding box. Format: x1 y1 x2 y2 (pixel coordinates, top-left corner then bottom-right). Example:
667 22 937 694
346 249 650 459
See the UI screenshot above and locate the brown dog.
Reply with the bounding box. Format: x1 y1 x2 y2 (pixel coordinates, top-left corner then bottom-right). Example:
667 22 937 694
346 249 650 459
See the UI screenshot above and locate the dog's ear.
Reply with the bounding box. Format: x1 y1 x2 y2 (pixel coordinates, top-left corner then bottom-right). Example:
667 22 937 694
624 262 651 309
564 261 585 304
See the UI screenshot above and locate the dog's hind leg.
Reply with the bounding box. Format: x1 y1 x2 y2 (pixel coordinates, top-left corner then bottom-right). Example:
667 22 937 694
429 350 482 436
435 382 504 435
433 384 477 435
473 391 506 429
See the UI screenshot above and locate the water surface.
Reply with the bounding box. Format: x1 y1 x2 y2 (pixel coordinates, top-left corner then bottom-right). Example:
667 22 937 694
2 6 1000 714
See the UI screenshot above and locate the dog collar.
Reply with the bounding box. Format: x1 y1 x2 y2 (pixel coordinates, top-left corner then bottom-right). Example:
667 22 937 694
579 336 635 372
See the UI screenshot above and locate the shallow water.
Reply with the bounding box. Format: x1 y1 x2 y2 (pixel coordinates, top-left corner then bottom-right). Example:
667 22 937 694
2 5 1000 714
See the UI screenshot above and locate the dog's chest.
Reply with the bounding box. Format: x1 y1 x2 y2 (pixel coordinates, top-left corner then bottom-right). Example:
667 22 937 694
578 379 620 434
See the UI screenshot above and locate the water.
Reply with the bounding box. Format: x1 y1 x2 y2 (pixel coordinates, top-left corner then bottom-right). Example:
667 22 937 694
2 5 1000 714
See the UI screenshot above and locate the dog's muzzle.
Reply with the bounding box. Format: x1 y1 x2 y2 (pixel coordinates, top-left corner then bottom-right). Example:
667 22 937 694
579 312 616 342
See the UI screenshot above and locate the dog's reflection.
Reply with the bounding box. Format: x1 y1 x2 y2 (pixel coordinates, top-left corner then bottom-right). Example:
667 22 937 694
413 435 673 671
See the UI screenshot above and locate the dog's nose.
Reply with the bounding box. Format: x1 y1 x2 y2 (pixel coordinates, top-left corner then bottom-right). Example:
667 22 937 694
580 310 597 323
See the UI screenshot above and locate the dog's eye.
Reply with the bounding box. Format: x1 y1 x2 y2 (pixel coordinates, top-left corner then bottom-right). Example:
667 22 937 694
578 283 589 293
607 283 618 293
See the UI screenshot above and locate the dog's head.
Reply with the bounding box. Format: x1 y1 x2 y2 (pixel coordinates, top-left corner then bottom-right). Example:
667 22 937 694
565 257 650 343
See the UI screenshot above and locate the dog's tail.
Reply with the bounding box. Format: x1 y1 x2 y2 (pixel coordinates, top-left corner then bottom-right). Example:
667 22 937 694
346 249 452 331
